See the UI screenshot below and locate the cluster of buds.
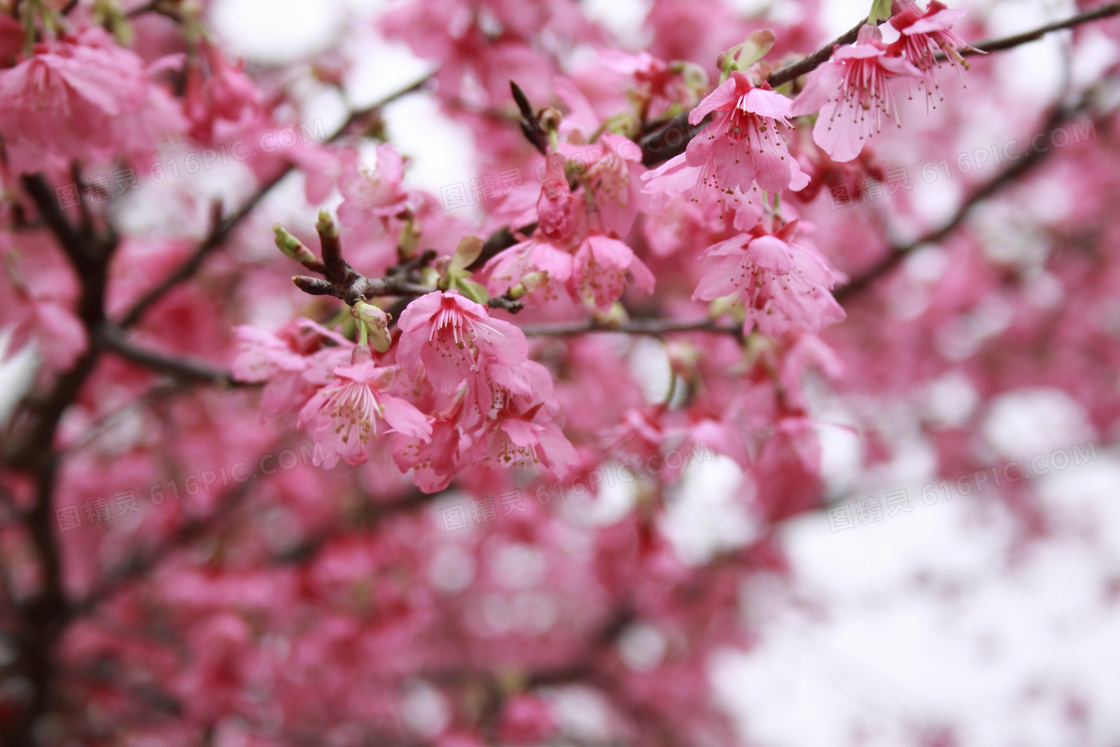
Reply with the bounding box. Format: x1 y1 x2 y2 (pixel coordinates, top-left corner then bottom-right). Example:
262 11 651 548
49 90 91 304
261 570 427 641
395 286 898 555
274 212 529 357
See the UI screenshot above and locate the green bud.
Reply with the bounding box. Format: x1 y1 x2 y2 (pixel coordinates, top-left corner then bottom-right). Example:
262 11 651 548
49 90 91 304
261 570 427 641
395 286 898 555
869 0 892 23
273 225 318 265
737 29 777 69
520 271 547 293
351 302 392 353
316 210 338 238
451 276 490 305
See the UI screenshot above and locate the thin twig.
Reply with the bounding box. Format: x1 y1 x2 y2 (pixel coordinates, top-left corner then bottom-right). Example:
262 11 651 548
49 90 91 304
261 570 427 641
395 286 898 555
60 382 182 457
95 326 247 388
836 82 1107 303
966 2 1120 56
68 437 294 619
639 4 1120 166
519 317 742 338
115 74 434 330
768 19 867 88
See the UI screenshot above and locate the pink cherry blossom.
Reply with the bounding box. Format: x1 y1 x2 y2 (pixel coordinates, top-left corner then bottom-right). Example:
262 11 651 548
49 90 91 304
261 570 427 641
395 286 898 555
685 71 805 194
5 296 87 371
397 291 530 392
482 237 575 303
888 0 972 85
472 361 578 477
561 134 648 235
597 49 702 119
536 154 581 240
641 152 770 230
9 3 1120 744
603 407 666 463
570 233 656 310
791 25 924 162
183 41 263 144
231 321 355 416
497 694 556 744
693 221 845 336
337 144 415 230
0 237 85 370
0 15 24 63
297 355 431 468
0 26 185 173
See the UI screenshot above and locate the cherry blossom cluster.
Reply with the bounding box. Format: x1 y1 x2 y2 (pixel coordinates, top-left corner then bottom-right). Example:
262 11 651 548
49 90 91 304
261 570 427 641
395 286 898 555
3 0 1120 743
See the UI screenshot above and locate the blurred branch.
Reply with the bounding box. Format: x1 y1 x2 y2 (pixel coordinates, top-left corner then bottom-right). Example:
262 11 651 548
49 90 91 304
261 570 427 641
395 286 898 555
836 78 1111 304
72 667 184 717
964 1 1120 56
272 486 446 565
68 437 294 619
1 172 119 745
18 174 92 270
60 382 184 457
96 325 247 388
640 4 1120 166
115 73 434 330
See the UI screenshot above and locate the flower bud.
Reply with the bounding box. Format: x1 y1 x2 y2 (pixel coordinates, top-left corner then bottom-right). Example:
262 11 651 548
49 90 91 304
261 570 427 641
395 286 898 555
351 301 392 353
316 210 339 239
520 272 547 292
273 225 318 266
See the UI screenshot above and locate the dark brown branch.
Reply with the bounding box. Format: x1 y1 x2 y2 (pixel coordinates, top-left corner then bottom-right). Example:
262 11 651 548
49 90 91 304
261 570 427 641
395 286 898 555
836 83 1105 303
18 174 92 270
96 326 246 388
486 292 526 313
511 80 550 156
519 317 742 338
467 224 528 271
2 173 118 746
637 21 866 167
638 113 710 166
125 0 178 20
768 19 867 88
640 5 1120 166
68 438 293 619
965 2 1120 56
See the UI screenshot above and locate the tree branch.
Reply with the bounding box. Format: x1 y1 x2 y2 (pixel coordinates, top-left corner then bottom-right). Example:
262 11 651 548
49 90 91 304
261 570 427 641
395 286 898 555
640 4 1120 166
519 317 742 338
115 74 434 330
272 486 446 565
836 80 1109 303
2 172 118 745
96 326 245 387
768 19 867 88
965 1 1120 56
67 437 294 619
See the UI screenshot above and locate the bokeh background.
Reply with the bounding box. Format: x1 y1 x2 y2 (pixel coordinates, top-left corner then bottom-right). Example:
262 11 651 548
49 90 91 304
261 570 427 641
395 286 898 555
4 0 1120 744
